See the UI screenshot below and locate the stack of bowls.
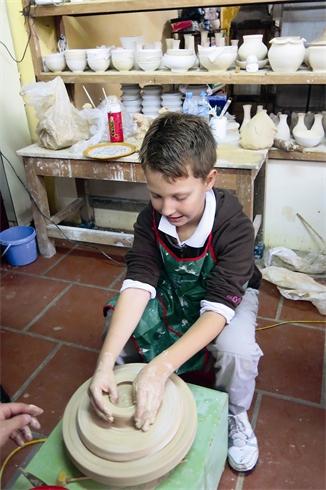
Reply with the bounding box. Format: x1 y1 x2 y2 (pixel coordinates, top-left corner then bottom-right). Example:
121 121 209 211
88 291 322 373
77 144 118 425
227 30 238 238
161 92 183 112
137 49 162 72
121 84 142 116
163 49 197 73
112 48 134 72
87 47 111 72
198 46 237 72
44 52 66 72
141 85 163 119
64 49 87 73
119 36 146 69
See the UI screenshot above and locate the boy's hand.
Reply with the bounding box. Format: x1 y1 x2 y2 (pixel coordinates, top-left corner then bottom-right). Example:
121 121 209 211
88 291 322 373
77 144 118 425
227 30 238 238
132 361 173 432
0 403 43 448
88 353 118 423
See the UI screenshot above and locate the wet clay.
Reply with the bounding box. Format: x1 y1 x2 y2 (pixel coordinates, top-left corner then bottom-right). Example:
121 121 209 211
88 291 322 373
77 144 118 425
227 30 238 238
62 363 197 487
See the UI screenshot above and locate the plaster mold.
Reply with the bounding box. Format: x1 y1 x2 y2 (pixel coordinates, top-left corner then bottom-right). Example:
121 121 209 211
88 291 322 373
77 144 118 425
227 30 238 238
62 363 197 487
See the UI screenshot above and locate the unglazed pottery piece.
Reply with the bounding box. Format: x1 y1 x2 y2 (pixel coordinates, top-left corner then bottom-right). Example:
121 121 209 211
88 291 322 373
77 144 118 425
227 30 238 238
62 364 197 487
268 37 306 73
239 111 277 150
276 114 291 141
238 34 268 61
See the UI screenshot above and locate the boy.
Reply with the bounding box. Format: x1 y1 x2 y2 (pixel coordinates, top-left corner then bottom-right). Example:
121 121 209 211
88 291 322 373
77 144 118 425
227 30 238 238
88 113 263 472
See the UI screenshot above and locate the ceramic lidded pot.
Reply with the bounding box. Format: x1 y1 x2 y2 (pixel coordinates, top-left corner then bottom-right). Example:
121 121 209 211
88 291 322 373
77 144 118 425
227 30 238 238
238 34 268 61
268 37 306 72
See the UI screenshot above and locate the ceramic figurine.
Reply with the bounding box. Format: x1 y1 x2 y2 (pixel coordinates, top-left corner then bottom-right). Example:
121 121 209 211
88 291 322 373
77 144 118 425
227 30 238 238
238 34 267 61
292 113 307 135
276 114 291 141
311 113 325 136
240 104 252 133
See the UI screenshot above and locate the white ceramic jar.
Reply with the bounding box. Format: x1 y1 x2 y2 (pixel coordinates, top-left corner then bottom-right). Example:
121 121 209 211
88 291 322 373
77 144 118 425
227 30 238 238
268 37 306 73
238 34 267 61
308 46 326 72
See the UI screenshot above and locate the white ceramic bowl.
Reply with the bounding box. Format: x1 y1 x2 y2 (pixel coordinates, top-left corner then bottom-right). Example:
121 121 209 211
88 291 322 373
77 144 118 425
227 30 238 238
123 99 142 106
121 95 141 101
199 50 237 71
87 58 110 71
137 49 162 60
166 49 195 57
235 58 269 69
308 46 326 72
142 101 161 108
112 58 134 71
66 58 87 73
64 49 87 60
138 59 161 71
112 49 134 60
163 53 197 72
294 130 323 147
44 54 66 72
87 48 110 58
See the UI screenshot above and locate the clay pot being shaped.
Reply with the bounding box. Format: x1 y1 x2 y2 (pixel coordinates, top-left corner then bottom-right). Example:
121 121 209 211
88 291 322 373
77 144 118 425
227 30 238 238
268 37 306 73
238 34 267 61
311 113 325 137
276 114 291 141
292 113 307 135
308 46 326 72
62 364 197 487
240 104 252 133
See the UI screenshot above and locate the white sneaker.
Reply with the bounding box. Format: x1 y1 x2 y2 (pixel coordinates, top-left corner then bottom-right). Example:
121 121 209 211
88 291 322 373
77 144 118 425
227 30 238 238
228 411 259 472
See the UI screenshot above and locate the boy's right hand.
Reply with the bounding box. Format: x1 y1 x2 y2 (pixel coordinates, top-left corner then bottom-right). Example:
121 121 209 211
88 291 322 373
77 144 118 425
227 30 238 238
88 355 118 423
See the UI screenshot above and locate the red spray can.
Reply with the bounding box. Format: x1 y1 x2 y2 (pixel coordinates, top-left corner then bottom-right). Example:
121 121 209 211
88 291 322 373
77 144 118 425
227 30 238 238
108 103 124 142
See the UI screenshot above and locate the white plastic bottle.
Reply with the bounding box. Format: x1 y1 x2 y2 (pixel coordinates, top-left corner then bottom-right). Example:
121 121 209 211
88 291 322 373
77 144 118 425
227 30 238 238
183 92 197 115
197 90 210 122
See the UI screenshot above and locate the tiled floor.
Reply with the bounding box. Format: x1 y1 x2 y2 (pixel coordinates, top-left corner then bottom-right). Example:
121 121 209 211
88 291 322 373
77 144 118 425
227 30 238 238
0 240 325 490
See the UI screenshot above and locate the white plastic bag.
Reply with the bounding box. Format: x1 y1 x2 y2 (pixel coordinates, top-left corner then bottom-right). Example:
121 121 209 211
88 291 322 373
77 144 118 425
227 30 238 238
70 97 136 154
20 77 91 150
262 266 326 315
264 246 326 274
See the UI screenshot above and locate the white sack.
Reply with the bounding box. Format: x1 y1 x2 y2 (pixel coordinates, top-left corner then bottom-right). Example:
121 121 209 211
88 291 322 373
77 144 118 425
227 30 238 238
264 246 326 274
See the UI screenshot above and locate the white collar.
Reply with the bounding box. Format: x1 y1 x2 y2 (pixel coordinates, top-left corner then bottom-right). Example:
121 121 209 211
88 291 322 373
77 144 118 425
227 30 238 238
158 189 216 247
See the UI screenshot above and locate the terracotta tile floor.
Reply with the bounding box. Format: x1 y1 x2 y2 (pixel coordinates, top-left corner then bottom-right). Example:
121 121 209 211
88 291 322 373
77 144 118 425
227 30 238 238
1 240 325 490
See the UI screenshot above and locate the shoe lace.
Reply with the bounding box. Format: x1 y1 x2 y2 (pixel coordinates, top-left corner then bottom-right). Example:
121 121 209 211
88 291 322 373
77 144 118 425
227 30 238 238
228 415 249 447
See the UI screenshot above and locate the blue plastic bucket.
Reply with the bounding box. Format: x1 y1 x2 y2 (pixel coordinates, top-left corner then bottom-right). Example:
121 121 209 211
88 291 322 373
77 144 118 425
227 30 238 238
0 226 37 266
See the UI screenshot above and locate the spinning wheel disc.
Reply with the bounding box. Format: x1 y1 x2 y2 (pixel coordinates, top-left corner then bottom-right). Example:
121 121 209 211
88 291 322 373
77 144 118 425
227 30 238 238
62 364 197 487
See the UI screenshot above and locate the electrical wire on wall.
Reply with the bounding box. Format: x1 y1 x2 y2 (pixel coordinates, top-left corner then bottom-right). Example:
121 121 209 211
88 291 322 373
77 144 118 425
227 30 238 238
0 1 37 64
0 150 126 267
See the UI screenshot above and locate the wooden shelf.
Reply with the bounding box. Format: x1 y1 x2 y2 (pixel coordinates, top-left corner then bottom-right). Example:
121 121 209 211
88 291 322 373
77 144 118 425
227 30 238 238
38 68 326 85
33 0 308 17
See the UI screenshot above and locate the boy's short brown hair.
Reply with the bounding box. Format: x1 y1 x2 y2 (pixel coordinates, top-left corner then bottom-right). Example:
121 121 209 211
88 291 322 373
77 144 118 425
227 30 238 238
139 112 217 181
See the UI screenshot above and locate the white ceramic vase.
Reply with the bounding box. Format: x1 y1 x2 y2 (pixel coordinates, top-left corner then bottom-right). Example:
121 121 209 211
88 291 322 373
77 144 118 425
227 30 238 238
268 37 306 73
256 105 264 114
215 33 224 47
240 104 252 133
201 31 209 48
238 34 267 61
276 114 290 140
184 34 195 52
292 113 307 135
311 113 325 136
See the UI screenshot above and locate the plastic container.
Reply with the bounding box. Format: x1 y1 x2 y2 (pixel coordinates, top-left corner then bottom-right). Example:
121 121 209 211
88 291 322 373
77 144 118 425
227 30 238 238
197 90 210 122
0 226 37 266
108 103 124 142
182 92 197 115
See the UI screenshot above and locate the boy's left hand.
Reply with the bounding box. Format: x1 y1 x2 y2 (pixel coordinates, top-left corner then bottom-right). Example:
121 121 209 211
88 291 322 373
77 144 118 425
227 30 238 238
132 362 173 432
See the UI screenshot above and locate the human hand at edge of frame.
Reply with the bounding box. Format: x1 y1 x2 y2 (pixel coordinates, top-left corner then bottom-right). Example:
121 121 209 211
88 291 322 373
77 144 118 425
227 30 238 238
0 402 43 448
88 353 118 423
132 360 174 432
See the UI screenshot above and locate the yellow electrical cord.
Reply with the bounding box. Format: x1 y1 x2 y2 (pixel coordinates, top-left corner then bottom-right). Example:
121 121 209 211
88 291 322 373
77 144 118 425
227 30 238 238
0 438 46 487
256 320 326 331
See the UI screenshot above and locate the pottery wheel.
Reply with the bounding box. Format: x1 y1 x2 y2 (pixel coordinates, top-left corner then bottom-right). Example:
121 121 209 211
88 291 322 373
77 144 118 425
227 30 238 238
62 363 197 487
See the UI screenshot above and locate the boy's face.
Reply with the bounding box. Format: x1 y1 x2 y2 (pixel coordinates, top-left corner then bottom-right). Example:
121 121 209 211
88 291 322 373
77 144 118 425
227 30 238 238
146 167 217 230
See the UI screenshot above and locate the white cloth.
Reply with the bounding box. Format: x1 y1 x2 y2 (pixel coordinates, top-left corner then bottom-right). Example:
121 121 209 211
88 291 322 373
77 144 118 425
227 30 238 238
121 189 234 322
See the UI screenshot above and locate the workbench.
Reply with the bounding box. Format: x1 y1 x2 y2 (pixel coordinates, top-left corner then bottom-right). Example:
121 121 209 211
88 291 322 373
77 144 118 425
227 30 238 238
9 384 228 490
17 141 267 258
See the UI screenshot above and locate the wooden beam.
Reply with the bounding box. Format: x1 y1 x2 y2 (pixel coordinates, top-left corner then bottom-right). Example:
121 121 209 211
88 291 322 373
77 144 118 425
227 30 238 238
46 224 134 248
50 197 84 225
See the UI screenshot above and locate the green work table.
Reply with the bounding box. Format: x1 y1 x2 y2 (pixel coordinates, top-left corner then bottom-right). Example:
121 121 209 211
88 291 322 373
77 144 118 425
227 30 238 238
12 384 228 490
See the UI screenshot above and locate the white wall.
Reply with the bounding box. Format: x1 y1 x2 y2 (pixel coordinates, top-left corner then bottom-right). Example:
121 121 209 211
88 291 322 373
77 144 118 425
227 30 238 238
264 159 326 252
0 1 32 225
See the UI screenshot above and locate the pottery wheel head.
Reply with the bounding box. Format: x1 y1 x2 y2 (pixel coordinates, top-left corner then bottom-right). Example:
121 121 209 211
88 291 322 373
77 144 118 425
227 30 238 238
63 363 197 487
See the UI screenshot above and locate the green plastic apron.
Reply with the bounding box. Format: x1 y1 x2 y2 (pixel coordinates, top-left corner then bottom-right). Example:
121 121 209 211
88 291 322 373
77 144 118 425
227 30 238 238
104 210 216 374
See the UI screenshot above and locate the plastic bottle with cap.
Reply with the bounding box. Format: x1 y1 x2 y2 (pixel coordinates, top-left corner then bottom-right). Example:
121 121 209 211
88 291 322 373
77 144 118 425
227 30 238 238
182 92 197 115
197 90 210 122
108 103 124 142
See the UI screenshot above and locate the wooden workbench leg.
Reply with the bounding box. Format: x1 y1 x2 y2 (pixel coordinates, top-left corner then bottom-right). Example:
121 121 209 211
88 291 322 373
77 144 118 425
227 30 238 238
236 171 254 221
253 158 267 243
24 158 56 258
75 178 95 225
